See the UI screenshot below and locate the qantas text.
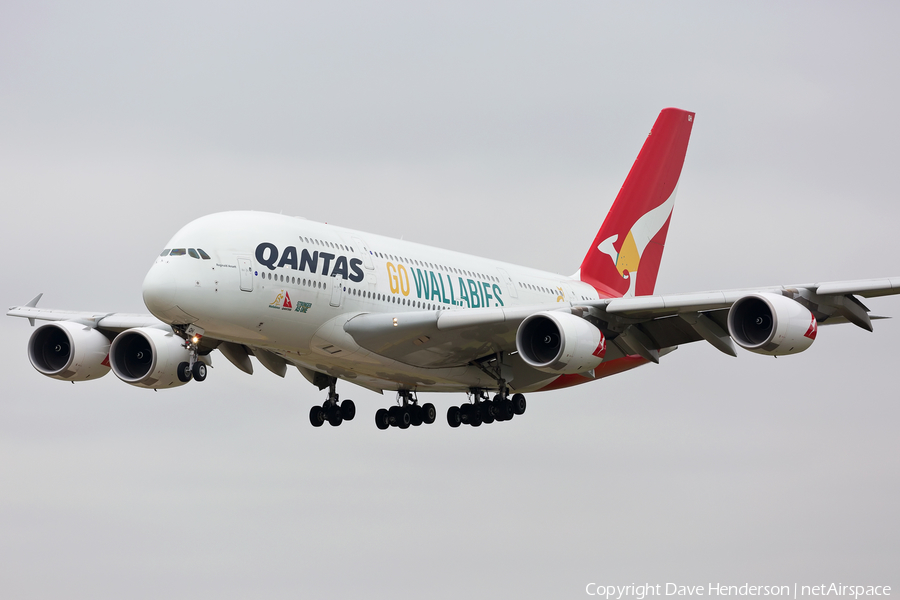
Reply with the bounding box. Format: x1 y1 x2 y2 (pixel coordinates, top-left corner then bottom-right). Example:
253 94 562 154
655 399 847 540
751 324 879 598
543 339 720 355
255 243 365 282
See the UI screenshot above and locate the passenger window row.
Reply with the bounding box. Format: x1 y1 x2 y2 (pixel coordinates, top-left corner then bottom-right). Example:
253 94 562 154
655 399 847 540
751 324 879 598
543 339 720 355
368 249 499 284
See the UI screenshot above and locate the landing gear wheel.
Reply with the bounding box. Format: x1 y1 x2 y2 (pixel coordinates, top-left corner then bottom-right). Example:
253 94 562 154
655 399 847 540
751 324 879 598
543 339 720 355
191 361 207 382
388 406 401 427
493 398 507 422
480 403 495 424
411 405 424 426
459 404 473 424
398 407 411 429
177 362 192 383
375 408 390 430
422 403 436 424
447 406 461 428
511 393 526 415
499 400 514 420
340 400 356 421
328 410 343 427
309 405 325 427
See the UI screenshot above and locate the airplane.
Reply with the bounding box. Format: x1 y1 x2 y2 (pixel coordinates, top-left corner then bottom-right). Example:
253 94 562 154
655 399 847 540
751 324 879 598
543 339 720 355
9 108 900 430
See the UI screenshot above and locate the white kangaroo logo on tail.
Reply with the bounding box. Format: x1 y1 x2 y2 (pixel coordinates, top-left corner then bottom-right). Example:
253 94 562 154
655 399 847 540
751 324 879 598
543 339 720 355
596 189 677 297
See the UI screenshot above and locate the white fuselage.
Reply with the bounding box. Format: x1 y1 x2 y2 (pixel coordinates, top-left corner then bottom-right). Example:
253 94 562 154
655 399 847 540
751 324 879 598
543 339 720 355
142 211 605 393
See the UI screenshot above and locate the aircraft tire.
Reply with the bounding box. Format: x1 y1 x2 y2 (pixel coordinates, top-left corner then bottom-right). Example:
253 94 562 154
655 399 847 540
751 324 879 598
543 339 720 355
422 403 436 424
398 407 411 429
340 400 356 421
177 362 192 383
512 394 526 415
309 405 325 427
191 362 207 382
447 406 461 428
497 400 507 417
375 408 389 430
410 405 423 426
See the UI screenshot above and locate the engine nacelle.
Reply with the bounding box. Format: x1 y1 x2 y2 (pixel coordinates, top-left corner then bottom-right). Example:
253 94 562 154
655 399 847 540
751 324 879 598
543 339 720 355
109 326 192 389
516 311 606 375
727 292 818 356
28 321 111 381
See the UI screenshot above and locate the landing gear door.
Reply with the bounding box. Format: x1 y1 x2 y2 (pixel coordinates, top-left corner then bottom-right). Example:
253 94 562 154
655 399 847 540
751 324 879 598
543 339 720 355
329 278 343 307
238 257 253 292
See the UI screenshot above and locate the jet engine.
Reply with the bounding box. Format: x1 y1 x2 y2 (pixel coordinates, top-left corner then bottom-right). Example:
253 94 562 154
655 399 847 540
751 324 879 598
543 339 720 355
27 321 111 381
727 292 818 356
109 326 192 389
516 311 606 374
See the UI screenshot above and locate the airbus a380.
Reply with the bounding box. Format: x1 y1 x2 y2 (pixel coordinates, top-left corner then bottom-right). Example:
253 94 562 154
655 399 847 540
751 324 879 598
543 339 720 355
10 108 900 430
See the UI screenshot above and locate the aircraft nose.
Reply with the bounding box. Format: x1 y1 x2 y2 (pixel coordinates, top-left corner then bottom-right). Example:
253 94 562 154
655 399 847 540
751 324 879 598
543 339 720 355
142 261 180 319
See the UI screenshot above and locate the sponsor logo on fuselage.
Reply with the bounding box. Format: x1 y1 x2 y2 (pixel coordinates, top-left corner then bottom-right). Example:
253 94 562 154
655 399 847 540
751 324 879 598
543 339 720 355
256 242 365 282
269 290 293 310
386 261 504 308
269 289 313 313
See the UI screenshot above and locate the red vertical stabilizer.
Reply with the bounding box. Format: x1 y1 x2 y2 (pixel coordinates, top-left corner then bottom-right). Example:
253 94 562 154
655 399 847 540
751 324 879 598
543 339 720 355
579 108 695 298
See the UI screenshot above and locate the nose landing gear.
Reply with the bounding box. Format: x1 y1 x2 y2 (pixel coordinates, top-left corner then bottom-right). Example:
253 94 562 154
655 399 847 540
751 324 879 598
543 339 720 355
176 325 207 383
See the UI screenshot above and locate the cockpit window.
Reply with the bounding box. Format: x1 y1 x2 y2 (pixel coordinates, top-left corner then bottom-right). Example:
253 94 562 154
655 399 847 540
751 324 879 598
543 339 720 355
159 249 170 256
197 248 211 260
188 248 200 259
170 248 186 256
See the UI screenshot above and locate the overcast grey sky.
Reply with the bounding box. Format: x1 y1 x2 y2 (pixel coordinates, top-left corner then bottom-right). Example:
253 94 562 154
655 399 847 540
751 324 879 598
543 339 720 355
2 2 899 598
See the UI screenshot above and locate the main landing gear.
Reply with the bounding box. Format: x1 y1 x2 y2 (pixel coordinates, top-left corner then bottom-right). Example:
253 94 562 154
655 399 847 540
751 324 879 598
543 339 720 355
176 325 207 383
374 390 436 430
447 389 526 428
309 377 356 427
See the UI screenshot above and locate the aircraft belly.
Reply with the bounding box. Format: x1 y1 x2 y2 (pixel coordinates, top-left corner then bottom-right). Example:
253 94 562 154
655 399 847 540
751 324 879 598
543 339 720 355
289 352 496 392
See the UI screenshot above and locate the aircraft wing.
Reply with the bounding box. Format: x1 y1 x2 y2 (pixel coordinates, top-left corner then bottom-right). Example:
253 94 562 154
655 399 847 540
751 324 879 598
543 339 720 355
12 277 899 375
342 277 900 368
6 294 164 331
598 277 900 318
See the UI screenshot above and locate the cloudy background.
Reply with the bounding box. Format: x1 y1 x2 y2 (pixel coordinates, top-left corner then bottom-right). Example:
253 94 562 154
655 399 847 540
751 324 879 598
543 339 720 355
2 1 898 598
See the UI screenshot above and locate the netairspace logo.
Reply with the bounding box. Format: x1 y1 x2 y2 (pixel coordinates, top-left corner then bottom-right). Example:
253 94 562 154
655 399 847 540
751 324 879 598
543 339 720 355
585 584 892 600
